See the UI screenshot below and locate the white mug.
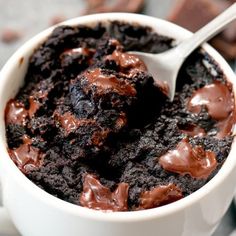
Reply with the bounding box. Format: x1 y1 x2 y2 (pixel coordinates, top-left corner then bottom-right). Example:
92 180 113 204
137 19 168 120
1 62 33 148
0 13 236 236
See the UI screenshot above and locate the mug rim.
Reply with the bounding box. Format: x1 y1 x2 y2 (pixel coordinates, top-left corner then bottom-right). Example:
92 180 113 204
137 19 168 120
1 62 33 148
0 12 236 222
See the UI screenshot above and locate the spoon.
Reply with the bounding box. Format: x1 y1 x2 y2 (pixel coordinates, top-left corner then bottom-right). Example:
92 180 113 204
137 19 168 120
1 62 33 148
130 3 236 101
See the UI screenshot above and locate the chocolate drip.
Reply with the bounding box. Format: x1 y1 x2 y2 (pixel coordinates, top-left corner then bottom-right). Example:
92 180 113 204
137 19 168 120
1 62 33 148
137 184 183 210
80 174 129 211
159 138 217 179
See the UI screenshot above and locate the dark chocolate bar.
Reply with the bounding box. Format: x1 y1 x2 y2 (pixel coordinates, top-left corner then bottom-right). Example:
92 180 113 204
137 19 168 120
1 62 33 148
168 0 236 59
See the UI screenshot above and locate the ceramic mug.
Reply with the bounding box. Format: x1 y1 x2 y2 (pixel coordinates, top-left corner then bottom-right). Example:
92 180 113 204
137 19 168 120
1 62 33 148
0 13 236 236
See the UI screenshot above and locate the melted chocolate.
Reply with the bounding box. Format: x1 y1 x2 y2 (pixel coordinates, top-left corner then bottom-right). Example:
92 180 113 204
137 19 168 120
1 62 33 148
188 81 233 120
138 184 183 210
5 99 28 125
5 98 40 125
108 38 122 49
188 81 235 137
84 68 137 96
80 174 129 211
106 50 147 76
159 138 217 179
178 123 206 137
54 112 95 134
217 111 236 139
91 129 110 147
8 136 44 173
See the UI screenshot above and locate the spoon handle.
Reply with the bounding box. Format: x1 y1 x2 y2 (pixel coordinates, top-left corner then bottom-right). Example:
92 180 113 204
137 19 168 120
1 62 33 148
177 3 236 58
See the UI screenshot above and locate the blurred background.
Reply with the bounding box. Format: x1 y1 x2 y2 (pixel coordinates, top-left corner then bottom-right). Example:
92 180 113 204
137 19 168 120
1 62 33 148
0 0 175 68
0 0 235 235
0 0 236 68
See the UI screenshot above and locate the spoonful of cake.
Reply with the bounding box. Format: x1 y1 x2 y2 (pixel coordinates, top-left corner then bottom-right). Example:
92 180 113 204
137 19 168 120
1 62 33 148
130 3 236 101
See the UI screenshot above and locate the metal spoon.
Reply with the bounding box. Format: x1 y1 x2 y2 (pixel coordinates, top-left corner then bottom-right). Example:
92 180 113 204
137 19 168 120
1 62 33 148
130 3 236 101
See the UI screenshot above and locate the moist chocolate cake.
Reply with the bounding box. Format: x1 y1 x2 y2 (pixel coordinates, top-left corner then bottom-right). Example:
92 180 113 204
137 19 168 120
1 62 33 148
5 21 235 211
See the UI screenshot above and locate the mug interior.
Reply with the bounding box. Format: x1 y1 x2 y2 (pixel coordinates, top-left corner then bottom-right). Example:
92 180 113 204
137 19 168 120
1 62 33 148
0 13 236 221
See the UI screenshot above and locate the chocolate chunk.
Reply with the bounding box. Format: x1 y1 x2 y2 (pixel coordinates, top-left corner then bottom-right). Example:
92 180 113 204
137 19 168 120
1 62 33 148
5 100 28 125
168 0 236 59
168 0 219 32
80 174 129 211
5 97 40 126
8 136 44 173
159 138 217 179
137 184 183 210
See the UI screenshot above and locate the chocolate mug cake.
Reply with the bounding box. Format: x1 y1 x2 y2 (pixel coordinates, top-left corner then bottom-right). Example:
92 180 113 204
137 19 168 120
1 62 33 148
5 21 235 211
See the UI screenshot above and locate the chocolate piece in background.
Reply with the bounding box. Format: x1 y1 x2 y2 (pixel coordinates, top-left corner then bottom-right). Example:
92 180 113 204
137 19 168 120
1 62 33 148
83 0 145 14
1 28 21 44
168 0 236 59
211 36 236 59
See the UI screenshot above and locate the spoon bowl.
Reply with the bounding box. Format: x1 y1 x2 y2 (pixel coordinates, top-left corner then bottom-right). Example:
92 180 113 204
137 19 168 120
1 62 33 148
130 3 236 101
